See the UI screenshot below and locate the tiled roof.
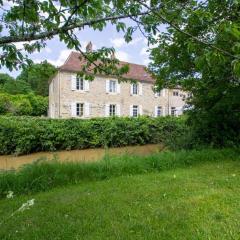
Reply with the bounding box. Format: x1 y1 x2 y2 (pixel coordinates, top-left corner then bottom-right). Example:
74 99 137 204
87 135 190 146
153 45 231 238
59 51 154 83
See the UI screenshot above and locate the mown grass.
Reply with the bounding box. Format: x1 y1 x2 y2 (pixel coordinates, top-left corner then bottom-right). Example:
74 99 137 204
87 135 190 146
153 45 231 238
0 148 239 198
0 160 239 240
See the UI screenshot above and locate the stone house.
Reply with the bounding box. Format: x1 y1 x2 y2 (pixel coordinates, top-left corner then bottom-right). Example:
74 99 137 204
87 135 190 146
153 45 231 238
49 45 187 119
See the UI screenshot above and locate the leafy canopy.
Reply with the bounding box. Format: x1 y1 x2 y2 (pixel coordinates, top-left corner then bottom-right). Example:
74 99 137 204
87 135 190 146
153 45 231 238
17 61 57 96
142 0 240 146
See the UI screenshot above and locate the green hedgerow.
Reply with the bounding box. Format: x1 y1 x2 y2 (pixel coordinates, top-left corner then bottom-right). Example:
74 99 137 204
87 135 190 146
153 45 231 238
0 116 187 155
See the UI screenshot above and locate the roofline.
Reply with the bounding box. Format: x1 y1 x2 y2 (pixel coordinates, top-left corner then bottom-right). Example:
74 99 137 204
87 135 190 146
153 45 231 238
56 69 155 84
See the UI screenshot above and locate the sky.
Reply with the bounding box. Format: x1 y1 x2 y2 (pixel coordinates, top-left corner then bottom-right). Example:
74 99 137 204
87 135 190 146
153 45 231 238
2 22 151 78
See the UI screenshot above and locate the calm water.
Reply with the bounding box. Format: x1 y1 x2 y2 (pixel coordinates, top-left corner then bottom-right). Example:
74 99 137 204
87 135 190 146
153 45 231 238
0 144 163 171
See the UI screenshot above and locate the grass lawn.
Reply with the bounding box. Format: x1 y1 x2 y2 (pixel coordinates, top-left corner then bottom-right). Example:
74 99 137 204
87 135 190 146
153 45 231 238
0 160 239 240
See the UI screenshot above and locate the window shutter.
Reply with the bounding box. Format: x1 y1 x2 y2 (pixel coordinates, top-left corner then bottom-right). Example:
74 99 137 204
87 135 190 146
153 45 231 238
117 82 121 93
71 102 76 117
84 80 89 91
176 107 182 116
129 105 133 116
169 107 172 116
154 106 158 117
105 104 109 117
106 80 110 93
139 83 143 95
116 104 121 116
130 84 133 95
85 102 90 117
162 89 166 97
139 105 143 115
71 75 76 90
162 107 165 116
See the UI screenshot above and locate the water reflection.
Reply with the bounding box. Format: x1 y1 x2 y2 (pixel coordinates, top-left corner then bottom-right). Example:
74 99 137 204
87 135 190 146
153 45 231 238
0 144 163 171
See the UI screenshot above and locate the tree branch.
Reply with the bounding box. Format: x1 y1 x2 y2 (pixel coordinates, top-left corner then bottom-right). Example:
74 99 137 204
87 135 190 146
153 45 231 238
135 0 240 60
0 10 150 45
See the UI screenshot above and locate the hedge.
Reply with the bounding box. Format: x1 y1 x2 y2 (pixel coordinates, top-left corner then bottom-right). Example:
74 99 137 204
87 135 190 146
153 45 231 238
0 116 187 155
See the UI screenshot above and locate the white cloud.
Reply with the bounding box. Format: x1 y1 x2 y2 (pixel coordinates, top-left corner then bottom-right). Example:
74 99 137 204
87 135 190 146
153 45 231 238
110 38 125 48
143 58 150 65
45 47 52 53
110 37 143 48
140 47 148 56
115 51 130 62
129 37 143 46
47 49 72 67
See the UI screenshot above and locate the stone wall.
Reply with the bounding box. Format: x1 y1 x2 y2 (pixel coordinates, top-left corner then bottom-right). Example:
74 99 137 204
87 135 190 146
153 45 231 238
49 71 187 118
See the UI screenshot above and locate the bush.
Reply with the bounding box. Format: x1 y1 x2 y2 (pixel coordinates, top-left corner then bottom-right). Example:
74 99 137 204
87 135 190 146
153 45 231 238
0 93 48 116
0 148 239 198
0 116 186 155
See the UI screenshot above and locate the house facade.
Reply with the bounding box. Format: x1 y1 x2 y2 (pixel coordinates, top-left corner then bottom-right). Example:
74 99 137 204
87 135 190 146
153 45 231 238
49 49 187 119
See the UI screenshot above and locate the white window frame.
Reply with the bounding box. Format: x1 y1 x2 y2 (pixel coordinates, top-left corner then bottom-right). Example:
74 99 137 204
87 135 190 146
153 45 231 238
71 102 90 118
173 91 179 96
132 83 138 95
76 77 85 90
132 105 139 117
155 106 162 117
109 104 116 116
171 107 176 116
106 79 120 94
109 80 117 93
76 103 84 117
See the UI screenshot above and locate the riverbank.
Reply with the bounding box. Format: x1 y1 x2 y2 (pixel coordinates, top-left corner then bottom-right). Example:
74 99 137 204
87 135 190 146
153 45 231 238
0 144 163 171
0 148 239 198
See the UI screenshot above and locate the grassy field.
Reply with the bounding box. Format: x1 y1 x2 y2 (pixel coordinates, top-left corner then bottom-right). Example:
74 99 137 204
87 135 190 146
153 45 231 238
0 160 239 240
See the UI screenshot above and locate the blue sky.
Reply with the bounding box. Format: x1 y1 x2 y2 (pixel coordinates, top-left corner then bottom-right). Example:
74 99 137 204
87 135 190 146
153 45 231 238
2 23 150 78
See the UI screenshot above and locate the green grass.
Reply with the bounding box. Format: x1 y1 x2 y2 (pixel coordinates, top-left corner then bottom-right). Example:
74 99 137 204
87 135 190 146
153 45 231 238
0 148 240 198
0 160 239 240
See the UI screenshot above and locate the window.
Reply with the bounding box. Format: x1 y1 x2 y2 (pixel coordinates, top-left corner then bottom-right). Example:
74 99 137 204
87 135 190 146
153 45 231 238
171 107 176 116
109 104 116 116
76 77 84 90
156 106 162 116
132 83 138 95
109 80 117 93
173 91 179 96
132 105 139 117
76 103 84 116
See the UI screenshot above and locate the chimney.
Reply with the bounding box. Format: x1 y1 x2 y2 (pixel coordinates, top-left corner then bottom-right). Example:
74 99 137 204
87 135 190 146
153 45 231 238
86 41 92 52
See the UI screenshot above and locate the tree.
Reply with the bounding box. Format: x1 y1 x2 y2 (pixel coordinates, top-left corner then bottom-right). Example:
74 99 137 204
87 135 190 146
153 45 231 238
2 79 32 95
0 73 32 94
0 73 14 85
140 0 240 147
17 61 57 96
0 0 153 77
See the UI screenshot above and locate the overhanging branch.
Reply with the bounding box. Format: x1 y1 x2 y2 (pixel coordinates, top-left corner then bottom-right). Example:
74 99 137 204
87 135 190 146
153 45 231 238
136 0 240 60
0 10 150 45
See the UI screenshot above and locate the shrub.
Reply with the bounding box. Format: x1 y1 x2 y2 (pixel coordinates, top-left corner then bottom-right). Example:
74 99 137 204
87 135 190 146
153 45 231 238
0 93 48 116
0 94 11 114
0 116 186 155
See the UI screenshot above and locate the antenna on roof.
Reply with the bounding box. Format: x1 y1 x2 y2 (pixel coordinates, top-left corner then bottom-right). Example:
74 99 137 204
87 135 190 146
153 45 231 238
86 41 93 52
